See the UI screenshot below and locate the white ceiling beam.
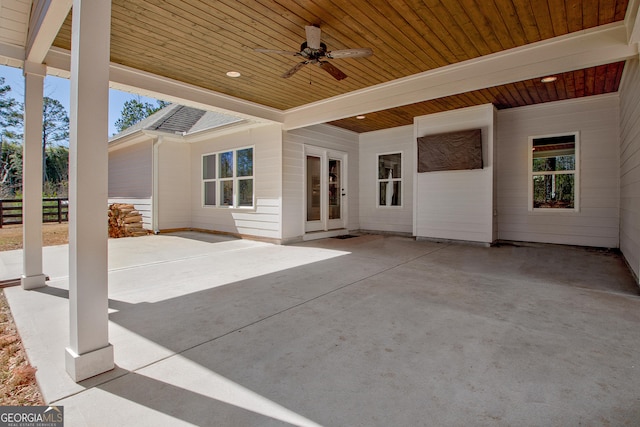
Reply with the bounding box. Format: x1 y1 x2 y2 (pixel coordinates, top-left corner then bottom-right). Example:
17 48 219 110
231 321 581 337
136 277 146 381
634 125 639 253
0 41 25 68
26 0 72 63
43 47 284 124
283 22 638 130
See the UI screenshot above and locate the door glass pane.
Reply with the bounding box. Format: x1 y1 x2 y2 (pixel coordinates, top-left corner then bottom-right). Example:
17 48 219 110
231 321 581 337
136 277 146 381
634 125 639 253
220 180 233 206
329 159 340 220
307 156 321 221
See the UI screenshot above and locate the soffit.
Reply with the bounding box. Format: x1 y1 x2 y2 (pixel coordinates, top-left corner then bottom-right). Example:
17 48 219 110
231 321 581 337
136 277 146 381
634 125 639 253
329 62 626 133
49 0 630 132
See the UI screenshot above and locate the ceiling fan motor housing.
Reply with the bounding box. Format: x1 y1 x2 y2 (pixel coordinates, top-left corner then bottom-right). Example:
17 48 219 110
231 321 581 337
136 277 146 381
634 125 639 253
300 41 328 60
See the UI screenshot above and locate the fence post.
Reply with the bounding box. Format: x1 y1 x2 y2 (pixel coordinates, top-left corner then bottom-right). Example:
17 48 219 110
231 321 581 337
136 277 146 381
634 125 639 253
58 198 62 223
0 200 3 229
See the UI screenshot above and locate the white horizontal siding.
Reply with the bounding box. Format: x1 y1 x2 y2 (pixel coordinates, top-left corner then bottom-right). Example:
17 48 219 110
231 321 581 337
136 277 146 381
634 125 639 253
158 141 191 230
108 140 153 198
414 105 496 243
189 124 283 240
281 137 304 240
619 58 640 281
497 94 620 248
359 125 413 234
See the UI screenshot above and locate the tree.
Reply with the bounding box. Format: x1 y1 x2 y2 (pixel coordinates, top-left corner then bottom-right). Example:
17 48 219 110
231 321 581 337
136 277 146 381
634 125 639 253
41 97 69 183
0 77 21 142
114 98 170 133
0 77 21 196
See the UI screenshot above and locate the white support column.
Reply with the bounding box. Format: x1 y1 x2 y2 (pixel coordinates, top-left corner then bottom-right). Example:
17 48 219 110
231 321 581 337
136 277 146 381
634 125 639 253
21 62 47 290
64 0 114 382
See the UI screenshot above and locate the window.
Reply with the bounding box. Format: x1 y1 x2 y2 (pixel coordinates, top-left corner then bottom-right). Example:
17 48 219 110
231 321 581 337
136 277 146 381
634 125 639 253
529 133 578 211
202 147 254 208
378 152 402 207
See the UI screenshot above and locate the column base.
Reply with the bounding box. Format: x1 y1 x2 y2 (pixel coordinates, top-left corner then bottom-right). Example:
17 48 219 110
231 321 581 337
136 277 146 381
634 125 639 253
65 344 114 382
21 274 47 290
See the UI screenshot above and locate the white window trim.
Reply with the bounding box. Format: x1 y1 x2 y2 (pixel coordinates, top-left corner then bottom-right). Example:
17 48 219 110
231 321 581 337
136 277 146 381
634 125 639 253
201 145 255 209
377 150 403 208
527 132 580 213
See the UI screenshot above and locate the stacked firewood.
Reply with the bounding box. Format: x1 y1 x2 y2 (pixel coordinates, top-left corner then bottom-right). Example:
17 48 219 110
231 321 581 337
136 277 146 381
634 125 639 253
108 203 148 238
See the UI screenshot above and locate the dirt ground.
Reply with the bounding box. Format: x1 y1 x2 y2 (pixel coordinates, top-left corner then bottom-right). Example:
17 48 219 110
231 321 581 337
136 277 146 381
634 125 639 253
0 223 68 252
0 290 45 405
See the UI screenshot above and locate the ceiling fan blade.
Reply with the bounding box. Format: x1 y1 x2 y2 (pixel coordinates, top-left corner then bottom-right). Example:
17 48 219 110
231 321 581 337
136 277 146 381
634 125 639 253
305 25 321 50
282 61 308 78
317 61 347 80
326 47 373 59
255 48 300 56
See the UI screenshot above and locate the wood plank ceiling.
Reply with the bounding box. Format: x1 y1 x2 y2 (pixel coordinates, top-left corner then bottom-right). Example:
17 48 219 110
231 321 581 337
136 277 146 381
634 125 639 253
51 0 629 133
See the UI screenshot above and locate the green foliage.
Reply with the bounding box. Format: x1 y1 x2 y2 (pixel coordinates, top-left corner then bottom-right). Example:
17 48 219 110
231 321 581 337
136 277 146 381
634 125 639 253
41 97 69 183
114 98 170 133
0 77 21 144
42 97 69 146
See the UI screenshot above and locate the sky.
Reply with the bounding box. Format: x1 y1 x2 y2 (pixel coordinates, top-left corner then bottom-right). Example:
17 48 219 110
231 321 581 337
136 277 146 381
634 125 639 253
0 64 164 137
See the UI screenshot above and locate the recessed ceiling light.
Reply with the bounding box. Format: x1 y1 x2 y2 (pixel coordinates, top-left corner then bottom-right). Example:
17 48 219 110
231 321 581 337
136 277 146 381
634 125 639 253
226 71 241 78
541 76 557 83
356 115 366 120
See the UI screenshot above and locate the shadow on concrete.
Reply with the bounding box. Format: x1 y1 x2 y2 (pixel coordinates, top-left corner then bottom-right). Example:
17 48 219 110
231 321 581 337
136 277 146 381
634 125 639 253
34 236 640 426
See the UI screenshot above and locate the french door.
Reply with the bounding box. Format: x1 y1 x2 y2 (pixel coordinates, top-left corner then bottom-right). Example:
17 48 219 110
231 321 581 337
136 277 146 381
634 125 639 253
305 146 347 233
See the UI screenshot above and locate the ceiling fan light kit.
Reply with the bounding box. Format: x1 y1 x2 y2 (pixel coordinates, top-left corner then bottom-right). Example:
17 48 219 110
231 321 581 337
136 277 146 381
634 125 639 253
255 25 373 80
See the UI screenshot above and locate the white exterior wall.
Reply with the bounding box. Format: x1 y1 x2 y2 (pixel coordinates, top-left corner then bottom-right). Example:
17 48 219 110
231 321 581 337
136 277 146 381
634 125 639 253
108 140 152 198
189 124 283 240
619 58 640 282
157 140 191 230
497 94 620 248
414 104 497 243
282 124 359 240
108 140 153 228
359 125 414 234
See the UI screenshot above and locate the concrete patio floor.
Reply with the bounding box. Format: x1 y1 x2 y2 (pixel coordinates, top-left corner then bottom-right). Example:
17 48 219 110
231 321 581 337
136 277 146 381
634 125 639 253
1 232 640 426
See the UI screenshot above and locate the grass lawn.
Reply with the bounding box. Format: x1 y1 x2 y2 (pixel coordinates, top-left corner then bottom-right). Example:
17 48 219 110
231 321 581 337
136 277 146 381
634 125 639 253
0 223 68 251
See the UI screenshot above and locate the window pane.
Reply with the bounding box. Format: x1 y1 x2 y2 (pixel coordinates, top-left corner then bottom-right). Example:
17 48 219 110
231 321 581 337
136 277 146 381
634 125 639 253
219 151 233 178
532 136 575 172
378 153 402 179
237 148 253 177
238 179 253 206
533 154 575 172
203 154 216 179
533 173 574 208
379 181 401 206
220 180 233 206
204 181 216 206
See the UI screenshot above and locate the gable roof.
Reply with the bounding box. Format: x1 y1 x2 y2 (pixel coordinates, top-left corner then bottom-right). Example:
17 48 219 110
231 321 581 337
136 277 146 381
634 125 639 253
110 104 243 142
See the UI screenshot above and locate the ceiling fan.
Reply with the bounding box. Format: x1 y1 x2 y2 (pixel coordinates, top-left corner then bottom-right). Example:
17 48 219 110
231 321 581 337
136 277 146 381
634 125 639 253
255 25 373 81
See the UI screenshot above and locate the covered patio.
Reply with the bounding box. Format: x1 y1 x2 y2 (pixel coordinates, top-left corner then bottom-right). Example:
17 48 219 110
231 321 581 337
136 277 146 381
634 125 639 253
2 232 639 426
